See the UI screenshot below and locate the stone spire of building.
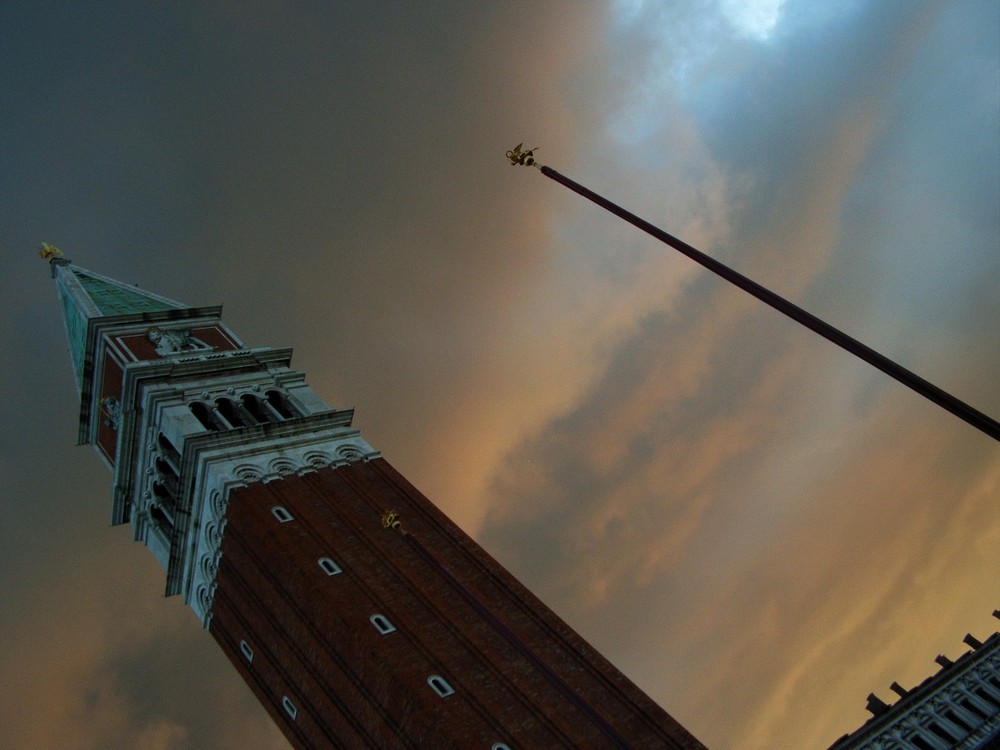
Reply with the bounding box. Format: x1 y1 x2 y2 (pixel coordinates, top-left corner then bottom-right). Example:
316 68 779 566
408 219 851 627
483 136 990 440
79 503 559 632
47 254 707 749
42 246 186 394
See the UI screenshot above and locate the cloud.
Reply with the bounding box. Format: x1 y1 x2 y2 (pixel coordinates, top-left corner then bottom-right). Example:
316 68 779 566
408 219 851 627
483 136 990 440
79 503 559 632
477 2 1000 747
0 524 286 750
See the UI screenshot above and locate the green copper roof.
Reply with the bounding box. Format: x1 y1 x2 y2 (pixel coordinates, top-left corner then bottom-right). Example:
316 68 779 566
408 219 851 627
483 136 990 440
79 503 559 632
53 262 186 392
75 271 183 316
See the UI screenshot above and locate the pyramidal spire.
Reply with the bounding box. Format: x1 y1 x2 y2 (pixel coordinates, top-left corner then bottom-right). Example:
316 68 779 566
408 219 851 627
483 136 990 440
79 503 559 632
41 245 186 393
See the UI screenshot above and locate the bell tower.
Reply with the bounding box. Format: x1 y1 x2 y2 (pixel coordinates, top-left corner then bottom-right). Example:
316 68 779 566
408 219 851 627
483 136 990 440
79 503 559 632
46 248 706 750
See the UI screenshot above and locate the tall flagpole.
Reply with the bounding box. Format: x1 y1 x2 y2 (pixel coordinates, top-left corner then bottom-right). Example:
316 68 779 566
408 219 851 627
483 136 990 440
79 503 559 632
506 144 1000 442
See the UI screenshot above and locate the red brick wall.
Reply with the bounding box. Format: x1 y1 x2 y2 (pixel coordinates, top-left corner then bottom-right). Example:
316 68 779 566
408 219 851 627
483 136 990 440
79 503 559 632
210 459 705 750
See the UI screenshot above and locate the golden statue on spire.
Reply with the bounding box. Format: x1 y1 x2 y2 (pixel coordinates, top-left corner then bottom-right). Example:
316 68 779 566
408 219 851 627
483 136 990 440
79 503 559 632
506 143 540 168
39 242 64 261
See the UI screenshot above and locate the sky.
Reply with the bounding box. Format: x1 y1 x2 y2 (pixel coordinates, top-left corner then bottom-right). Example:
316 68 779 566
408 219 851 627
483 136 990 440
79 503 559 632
1 2 998 748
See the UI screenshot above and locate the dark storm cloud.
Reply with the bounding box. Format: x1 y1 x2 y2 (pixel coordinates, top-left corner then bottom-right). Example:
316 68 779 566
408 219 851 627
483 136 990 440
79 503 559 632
1 4 606 748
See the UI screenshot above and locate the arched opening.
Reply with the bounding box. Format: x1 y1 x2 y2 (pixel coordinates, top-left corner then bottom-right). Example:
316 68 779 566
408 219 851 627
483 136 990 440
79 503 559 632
271 506 293 523
154 457 180 498
266 389 297 419
189 401 221 431
241 393 269 423
149 501 172 537
427 675 455 698
157 433 181 471
370 614 396 635
152 481 176 514
215 397 250 428
318 557 342 576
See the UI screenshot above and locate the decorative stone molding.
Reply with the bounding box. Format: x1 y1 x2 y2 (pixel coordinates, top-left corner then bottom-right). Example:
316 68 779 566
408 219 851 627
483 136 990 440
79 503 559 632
268 458 298 476
304 451 333 469
233 464 263 483
102 396 121 430
148 326 214 356
337 444 364 462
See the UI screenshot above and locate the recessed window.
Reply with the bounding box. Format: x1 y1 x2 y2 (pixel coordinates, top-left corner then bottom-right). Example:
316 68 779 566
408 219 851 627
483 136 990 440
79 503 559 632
189 401 222 431
266 389 298 419
271 506 293 523
241 393 269 423
961 698 987 719
943 709 972 732
492 744 511 750
149 502 171 530
239 639 254 663
370 614 396 635
427 675 454 698
318 557 342 576
282 695 298 720
977 687 1000 709
215 397 244 427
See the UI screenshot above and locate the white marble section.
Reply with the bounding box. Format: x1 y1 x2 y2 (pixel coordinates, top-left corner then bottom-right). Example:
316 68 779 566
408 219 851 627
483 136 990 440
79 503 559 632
122 350 375 627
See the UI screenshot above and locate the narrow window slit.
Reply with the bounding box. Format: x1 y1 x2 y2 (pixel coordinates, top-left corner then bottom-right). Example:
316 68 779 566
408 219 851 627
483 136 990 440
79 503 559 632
427 675 454 698
318 557 341 576
370 614 396 635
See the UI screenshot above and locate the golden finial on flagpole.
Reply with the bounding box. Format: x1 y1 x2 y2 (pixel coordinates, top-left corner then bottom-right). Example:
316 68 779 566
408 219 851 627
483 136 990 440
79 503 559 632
506 146 1000 441
506 143 541 168
39 242 64 261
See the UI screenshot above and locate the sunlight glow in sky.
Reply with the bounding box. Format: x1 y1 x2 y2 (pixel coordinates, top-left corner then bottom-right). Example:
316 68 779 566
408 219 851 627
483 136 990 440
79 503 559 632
719 0 786 39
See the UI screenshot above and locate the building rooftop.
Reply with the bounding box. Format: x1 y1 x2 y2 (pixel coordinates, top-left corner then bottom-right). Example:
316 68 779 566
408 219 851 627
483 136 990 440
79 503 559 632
827 611 1000 750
